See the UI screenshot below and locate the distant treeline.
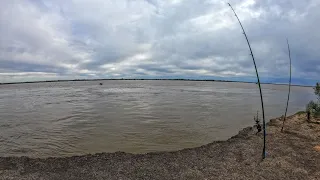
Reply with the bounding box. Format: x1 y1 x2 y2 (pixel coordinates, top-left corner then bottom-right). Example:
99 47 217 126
0 78 229 85
0 78 311 87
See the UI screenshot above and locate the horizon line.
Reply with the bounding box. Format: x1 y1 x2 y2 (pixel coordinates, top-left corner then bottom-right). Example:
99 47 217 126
0 78 313 87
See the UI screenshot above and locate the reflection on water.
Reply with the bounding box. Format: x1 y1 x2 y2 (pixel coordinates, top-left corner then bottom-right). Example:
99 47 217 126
0 80 315 157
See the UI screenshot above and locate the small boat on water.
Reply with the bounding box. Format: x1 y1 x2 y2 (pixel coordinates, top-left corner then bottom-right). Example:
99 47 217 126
99 83 103 85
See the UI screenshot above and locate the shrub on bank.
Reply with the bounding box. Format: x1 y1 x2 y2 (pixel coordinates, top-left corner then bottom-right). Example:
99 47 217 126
306 83 320 117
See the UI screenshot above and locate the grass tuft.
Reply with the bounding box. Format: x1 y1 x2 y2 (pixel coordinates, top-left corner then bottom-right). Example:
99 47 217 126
295 111 305 115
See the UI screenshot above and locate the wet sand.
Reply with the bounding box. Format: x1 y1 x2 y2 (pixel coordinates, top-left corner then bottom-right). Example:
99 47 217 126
0 113 319 180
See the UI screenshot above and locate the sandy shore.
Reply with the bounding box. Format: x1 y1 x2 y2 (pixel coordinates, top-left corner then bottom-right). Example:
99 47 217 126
1 113 319 180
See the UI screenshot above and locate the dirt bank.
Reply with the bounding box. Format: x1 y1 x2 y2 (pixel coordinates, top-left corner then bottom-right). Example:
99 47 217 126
1 113 319 180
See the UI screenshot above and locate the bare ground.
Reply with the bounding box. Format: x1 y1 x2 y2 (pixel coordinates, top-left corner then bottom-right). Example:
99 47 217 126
0 113 319 180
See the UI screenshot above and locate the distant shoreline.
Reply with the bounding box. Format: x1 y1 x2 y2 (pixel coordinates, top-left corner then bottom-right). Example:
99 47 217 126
0 78 312 87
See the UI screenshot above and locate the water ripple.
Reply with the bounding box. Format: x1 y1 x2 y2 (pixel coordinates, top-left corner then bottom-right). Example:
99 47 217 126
0 81 314 157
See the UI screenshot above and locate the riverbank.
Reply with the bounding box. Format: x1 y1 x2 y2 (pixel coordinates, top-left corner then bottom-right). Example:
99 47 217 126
1 113 319 180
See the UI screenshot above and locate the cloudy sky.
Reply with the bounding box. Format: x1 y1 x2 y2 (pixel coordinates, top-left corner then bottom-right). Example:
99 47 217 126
0 0 319 85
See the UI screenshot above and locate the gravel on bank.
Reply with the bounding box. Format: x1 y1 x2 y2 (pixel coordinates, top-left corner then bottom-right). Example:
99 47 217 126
0 113 319 180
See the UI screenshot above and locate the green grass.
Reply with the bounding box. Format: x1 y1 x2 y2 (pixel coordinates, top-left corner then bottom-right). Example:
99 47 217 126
295 111 305 115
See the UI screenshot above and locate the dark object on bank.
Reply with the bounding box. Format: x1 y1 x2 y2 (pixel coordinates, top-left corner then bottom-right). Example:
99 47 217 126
307 110 311 122
99 83 103 85
254 111 262 134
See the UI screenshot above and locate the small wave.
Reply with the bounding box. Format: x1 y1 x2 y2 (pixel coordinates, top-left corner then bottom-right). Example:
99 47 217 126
53 115 78 122
0 124 10 128
45 102 61 105
10 147 32 153
141 119 160 124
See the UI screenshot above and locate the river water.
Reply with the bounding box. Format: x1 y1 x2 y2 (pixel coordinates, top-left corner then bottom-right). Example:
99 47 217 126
0 80 315 157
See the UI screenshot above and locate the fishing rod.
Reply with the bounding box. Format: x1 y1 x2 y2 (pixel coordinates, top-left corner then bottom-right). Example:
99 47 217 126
228 3 267 159
281 39 292 132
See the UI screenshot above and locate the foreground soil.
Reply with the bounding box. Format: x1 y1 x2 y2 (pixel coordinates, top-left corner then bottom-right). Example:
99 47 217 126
1 113 319 180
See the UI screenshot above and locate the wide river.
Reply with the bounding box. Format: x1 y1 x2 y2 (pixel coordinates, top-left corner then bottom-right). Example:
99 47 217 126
0 80 315 157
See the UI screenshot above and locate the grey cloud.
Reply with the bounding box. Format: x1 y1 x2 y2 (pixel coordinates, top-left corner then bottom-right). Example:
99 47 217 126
0 0 319 83
0 61 66 74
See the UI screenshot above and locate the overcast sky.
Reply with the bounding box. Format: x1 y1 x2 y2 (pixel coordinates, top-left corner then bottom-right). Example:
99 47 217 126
0 0 319 85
